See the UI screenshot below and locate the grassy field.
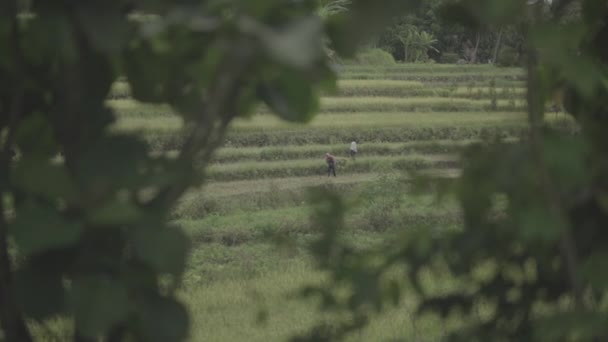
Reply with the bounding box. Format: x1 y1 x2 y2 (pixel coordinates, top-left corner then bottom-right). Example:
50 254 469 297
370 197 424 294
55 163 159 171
106 64 572 341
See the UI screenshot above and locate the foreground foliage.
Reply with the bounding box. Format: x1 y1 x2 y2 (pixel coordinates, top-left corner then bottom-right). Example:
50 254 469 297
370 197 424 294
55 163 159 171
0 0 419 340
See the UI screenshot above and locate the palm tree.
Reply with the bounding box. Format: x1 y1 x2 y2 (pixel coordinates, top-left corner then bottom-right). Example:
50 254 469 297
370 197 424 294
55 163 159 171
394 25 438 62
411 31 439 62
317 0 351 19
316 0 351 61
394 23 417 62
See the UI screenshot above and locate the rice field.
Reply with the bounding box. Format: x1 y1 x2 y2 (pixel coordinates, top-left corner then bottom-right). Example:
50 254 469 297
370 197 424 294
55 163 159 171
110 64 573 341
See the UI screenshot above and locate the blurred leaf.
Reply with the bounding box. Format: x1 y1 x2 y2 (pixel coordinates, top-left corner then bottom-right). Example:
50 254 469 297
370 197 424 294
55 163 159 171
70 276 130 338
132 226 189 275
582 0 608 24
15 266 66 321
531 23 605 98
138 296 189 342
258 70 319 123
543 134 589 195
11 201 83 256
581 252 608 289
76 135 149 192
534 311 608 341
12 157 78 201
77 6 129 55
326 0 421 56
14 114 58 157
517 204 563 242
124 40 171 103
22 14 78 64
252 16 325 69
87 199 143 225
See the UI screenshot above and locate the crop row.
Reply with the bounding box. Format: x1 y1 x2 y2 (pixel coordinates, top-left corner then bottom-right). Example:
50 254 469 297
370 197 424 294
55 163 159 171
341 73 525 83
114 110 529 131
139 125 532 151
338 64 522 74
209 140 476 164
108 80 525 100
204 154 458 182
109 98 526 119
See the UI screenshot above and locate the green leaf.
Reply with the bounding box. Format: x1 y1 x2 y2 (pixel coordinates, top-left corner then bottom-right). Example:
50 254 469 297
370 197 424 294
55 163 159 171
531 24 604 99
258 70 319 123
76 135 149 192
14 114 58 157
12 157 78 201
70 276 130 338
581 252 608 289
132 226 190 275
543 134 590 194
23 14 78 64
15 266 66 321
88 200 144 226
124 40 171 103
582 0 608 24
138 296 189 342
11 201 83 255
253 16 325 69
77 6 129 55
517 204 563 243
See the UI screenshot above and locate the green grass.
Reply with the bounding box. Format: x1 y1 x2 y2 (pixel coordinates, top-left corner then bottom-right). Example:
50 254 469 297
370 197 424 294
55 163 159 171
175 170 460 217
182 258 460 342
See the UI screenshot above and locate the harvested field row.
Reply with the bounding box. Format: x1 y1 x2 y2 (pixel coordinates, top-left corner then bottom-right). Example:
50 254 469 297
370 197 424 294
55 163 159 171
208 140 477 164
114 110 529 130
141 125 535 151
205 154 459 182
108 98 526 118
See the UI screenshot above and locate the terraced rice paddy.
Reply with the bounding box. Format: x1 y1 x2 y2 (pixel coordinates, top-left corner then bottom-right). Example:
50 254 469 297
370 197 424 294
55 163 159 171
111 64 573 341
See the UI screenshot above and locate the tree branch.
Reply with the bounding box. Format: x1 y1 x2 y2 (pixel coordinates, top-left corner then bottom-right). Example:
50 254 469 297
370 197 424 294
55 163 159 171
525 2 584 310
152 39 256 211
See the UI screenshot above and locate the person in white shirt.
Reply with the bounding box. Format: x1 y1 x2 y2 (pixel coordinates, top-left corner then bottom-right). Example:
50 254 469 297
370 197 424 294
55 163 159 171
349 140 357 160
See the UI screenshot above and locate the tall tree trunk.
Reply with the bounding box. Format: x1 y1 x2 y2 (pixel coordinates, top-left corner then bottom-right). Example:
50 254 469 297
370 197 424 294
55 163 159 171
403 43 408 63
472 31 481 64
492 27 504 64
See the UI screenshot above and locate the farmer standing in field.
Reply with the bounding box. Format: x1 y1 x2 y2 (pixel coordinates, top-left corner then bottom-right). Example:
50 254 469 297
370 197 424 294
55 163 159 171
349 140 357 160
325 152 336 177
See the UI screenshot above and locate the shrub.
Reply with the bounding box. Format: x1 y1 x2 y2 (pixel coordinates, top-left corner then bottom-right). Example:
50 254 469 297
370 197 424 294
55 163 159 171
497 47 519 67
440 52 460 64
354 48 396 66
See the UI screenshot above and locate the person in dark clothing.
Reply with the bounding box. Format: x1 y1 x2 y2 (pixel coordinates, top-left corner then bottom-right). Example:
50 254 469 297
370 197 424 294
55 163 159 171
325 153 336 177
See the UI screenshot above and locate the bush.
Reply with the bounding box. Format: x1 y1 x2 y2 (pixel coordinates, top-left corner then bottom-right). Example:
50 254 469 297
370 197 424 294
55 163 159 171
440 52 461 64
354 48 396 66
497 47 519 67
